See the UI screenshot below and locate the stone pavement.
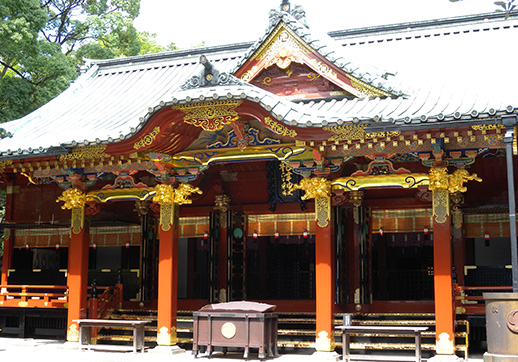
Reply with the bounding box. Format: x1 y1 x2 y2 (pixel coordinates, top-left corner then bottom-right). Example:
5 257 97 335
0 337 484 362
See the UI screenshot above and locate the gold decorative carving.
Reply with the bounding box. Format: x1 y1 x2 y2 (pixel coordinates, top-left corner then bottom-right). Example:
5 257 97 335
153 183 202 231
172 100 242 131
133 126 160 150
365 131 401 139
471 124 504 132
433 190 450 224
290 177 332 228
0 160 13 172
451 206 463 230
254 25 313 66
153 183 202 206
60 144 107 161
349 190 364 208
3 228 10 240
349 77 395 98
214 194 231 213
290 177 332 200
57 188 87 210
436 332 454 354
450 191 464 206
67 323 79 342
309 59 337 79
264 117 297 138
157 326 178 346
315 330 335 352
429 166 482 194
449 168 482 193
323 124 368 142
450 191 464 230
428 166 450 192
71 207 85 234
158 203 174 232
315 195 331 228
221 322 237 339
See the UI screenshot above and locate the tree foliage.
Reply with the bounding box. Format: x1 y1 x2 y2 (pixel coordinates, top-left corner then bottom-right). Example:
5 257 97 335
450 0 517 17
0 0 177 123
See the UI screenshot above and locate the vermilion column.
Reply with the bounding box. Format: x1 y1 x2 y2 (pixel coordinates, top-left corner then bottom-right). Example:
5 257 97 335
432 195 455 355
429 167 456 355
153 183 201 346
156 202 179 345
1 229 13 285
315 219 335 352
292 177 335 352
58 188 89 342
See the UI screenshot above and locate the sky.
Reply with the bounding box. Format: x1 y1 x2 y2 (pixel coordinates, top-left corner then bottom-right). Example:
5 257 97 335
133 0 497 49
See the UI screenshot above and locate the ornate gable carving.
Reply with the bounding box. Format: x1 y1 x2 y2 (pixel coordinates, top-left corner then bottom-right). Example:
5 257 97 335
235 15 398 100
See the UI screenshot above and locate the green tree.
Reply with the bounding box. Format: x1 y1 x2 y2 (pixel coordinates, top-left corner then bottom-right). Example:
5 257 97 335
0 0 146 123
450 0 517 17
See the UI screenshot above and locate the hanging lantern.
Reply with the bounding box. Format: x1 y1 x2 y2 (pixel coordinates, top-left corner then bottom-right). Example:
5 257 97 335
485 233 490 247
303 230 308 238
25 243 30 250
274 231 279 239
379 227 384 236
125 242 130 249
93 243 97 250
253 231 258 239
55 243 60 250
204 232 209 240
424 227 429 235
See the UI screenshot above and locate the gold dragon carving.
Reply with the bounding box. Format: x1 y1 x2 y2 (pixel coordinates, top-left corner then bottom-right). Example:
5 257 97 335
153 183 203 232
428 166 482 224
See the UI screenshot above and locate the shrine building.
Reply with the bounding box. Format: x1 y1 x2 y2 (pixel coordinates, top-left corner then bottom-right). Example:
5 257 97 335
1 1 517 359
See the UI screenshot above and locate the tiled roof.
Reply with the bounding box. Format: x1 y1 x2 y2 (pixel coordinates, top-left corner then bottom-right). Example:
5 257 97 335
1 8 517 159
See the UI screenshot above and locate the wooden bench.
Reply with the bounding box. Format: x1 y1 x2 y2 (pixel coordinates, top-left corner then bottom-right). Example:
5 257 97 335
336 325 428 362
74 319 150 353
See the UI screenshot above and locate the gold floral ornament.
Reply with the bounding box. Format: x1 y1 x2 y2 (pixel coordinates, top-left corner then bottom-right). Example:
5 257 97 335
290 177 332 228
290 177 332 200
57 188 87 210
56 188 87 234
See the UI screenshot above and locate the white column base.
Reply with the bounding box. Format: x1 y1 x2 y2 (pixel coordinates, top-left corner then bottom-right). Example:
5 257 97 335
149 345 185 354
311 351 341 361
429 353 463 362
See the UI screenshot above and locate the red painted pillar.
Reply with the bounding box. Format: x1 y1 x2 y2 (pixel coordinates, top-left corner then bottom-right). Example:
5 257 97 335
156 202 179 346
66 207 89 342
1 229 13 286
429 167 456 356
153 183 201 346
315 220 335 352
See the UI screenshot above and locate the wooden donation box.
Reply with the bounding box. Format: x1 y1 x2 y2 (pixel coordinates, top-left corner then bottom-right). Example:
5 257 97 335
192 301 278 360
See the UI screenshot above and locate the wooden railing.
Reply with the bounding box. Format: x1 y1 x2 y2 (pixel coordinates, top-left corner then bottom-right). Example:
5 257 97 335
89 285 123 319
454 284 513 314
0 284 68 308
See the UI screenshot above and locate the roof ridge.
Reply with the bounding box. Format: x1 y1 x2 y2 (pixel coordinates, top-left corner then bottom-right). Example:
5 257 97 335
328 11 518 39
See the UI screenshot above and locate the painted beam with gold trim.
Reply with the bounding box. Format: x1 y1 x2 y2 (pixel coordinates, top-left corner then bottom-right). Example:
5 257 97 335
332 173 429 191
